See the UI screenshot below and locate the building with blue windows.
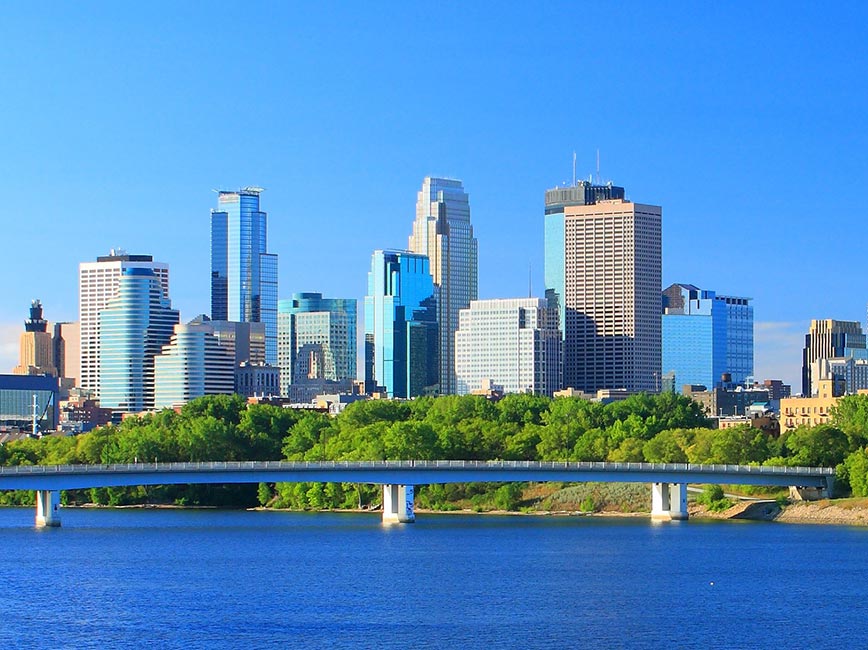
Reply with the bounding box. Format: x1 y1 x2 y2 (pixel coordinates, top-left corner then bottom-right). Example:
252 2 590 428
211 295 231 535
364 250 437 398
278 293 357 400
662 283 753 391
0 374 59 433
210 187 278 365
99 267 179 414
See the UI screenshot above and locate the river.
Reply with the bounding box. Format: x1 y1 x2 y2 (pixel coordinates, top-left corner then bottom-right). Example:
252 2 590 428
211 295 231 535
0 507 866 649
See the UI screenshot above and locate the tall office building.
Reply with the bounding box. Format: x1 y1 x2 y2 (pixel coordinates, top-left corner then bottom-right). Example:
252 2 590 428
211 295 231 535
53 322 80 386
277 293 357 398
99 267 179 414
365 250 437 398
12 300 57 377
210 187 278 364
455 298 561 396
409 177 477 395
802 319 867 396
544 181 661 393
154 321 235 409
79 250 169 398
662 283 753 390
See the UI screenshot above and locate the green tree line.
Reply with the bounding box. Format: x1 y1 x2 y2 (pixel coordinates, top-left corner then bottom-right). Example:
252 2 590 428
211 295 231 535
2 392 868 509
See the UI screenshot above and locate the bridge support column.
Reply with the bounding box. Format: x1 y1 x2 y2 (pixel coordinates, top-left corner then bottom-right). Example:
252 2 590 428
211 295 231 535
382 484 415 524
35 490 61 528
651 482 688 521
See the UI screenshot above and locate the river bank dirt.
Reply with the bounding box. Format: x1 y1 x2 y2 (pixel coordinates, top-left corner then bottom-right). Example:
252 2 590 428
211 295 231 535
690 498 868 526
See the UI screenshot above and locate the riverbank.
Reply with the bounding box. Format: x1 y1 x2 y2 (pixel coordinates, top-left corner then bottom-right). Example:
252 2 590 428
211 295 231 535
690 497 868 526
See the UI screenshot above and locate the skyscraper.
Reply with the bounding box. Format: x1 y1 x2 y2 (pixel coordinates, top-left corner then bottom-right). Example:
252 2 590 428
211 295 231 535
210 187 278 365
802 319 867 396
365 250 437 398
12 300 57 377
99 267 179 414
455 298 561 396
153 320 235 409
277 293 357 398
79 250 169 398
409 177 477 395
544 182 661 393
662 283 753 390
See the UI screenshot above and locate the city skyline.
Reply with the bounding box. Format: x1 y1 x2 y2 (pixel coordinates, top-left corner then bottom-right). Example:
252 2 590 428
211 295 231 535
3 4 868 390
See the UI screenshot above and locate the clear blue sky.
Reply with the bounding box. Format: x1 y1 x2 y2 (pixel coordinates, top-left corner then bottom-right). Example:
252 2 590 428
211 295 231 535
1 2 867 389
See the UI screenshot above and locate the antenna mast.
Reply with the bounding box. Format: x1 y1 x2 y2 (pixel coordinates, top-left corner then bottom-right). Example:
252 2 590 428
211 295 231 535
572 151 576 186
528 262 532 298
596 149 601 184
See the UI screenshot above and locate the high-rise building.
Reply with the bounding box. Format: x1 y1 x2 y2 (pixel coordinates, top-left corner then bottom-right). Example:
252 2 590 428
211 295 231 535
210 187 278 364
409 177 477 395
662 283 753 389
12 300 57 377
277 293 357 398
53 322 80 386
154 321 235 409
79 250 169 398
99 267 179 414
802 319 867 396
544 182 661 393
365 250 437 398
455 298 561 396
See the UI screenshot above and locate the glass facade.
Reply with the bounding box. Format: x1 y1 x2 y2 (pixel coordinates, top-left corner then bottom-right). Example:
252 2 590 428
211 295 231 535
0 374 59 431
662 284 753 390
277 293 357 398
364 250 437 398
210 188 278 364
409 177 477 394
99 268 179 413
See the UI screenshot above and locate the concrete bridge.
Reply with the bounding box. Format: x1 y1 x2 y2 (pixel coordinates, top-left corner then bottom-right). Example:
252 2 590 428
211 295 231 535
0 460 835 527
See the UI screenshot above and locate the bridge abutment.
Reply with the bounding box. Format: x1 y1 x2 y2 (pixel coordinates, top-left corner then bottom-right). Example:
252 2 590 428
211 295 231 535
35 490 61 528
651 482 688 521
382 484 415 524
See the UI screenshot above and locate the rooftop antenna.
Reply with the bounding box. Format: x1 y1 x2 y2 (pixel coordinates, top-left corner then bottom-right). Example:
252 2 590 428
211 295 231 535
572 151 576 186
528 261 533 298
596 149 601 185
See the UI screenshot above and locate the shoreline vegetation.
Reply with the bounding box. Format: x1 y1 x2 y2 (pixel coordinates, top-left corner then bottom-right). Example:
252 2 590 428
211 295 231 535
2 392 868 516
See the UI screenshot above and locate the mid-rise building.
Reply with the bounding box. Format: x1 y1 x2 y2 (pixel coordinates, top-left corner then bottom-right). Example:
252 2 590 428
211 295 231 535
409 177 477 394
0 374 59 433
210 187 278 364
364 249 437 398
801 319 867 396
12 300 57 377
79 250 169 399
544 182 661 393
662 283 753 389
277 293 357 398
455 298 561 396
99 267 179 414
780 379 845 432
811 357 868 397
53 321 80 386
683 383 772 417
154 321 235 409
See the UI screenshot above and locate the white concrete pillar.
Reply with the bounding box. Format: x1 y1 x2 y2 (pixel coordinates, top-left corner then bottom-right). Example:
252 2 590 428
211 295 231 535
651 482 688 521
382 484 415 524
35 490 61 528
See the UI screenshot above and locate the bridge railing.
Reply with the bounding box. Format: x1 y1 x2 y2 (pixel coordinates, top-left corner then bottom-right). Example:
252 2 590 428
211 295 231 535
0 460 836 476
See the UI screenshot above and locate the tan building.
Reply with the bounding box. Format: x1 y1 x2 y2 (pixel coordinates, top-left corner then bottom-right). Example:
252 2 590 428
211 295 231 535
12 300 57 377
546 191 661 394
780 379 844 432
53 322 80 385
801 319 866 396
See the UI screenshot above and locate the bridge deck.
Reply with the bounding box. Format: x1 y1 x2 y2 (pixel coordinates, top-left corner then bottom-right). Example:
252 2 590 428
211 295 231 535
0 460 835 491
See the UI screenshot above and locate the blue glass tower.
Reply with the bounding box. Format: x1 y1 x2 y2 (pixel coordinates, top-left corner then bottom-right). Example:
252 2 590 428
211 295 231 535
277 292 357 397
210 187 278 365
662 283 753 390
99 267 179 413
364 250 437 398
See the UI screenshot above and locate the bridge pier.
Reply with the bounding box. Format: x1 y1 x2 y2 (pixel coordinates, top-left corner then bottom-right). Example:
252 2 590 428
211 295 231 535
382 484 415 524
651 482 688 521
35 490 61 528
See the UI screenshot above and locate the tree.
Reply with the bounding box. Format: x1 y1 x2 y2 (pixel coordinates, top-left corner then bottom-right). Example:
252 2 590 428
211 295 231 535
642 430 688 463
785 425 850 467
843 448 868 497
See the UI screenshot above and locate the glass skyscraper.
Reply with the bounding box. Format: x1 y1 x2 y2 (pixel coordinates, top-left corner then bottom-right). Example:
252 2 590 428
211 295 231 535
99 267 179 414
210 187 278 365
364 250 437 399
409 177 477 395
662 283 753 390
277 293 357 398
